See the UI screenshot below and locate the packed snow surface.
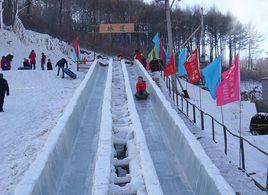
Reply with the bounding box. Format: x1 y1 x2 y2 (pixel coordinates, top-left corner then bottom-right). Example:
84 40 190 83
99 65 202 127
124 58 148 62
0 29 85 195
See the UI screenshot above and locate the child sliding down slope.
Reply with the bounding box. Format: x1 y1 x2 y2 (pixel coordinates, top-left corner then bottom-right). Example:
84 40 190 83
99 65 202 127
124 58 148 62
135 76 149 100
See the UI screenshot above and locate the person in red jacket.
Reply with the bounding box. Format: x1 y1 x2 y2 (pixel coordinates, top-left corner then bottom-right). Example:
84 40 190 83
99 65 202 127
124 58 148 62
134 50 146 68
29 50 37 70
135 76 149 99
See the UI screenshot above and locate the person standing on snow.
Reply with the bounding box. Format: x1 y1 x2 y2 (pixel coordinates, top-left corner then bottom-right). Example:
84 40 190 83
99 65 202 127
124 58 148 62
56 58 68 78
41 52 46 70
0 73 9 112
29 50 37 70
47 59 53 70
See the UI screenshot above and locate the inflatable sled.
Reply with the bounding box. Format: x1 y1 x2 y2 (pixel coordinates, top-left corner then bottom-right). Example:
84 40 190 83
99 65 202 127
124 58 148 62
135 91 149 100
64 68 77 79
18 66 31 70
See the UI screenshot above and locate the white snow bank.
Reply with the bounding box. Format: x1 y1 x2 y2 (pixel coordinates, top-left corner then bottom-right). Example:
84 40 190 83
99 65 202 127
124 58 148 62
91 59 113 194
134 60 235 195
0 29 74 70
14 60 98 195
122 60 163 195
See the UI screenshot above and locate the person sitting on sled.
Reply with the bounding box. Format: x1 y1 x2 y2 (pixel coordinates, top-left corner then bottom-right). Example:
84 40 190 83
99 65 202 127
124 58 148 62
135 76 149 99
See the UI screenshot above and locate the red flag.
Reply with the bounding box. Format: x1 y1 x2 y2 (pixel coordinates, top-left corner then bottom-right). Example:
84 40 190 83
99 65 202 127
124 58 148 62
216 54 240 106
82 56 87 64
184 49 201 84
164 53 176 77
74 37 79 57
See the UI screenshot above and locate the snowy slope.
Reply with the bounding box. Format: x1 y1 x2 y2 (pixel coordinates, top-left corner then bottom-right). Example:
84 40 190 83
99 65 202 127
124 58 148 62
175 77 268 187
0 29 86 195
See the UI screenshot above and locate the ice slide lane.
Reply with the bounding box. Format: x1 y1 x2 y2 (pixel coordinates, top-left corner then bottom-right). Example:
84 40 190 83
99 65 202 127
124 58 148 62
14 60 108 195
57 64 107 195
126 61 235 195
126 64 194 195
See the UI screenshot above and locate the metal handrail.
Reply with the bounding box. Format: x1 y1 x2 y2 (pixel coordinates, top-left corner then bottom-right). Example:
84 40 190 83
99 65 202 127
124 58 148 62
169 75 268 156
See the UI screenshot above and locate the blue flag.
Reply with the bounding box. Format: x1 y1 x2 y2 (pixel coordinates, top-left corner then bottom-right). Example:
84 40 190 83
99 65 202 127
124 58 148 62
201 57 222 99
152 33 159 46
178 48 187 76
152 33 160 58
71 47 78 62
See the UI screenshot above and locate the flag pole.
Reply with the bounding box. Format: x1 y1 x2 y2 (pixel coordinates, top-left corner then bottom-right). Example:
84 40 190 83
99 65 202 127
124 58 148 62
199 87 202 110
220 106 224 125
239 99 242 169
198 48 202 110
238 53 245 169
220 55 224 126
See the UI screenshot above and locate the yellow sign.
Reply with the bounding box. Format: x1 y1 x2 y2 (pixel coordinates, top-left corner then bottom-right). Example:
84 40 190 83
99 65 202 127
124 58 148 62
99 23 134 33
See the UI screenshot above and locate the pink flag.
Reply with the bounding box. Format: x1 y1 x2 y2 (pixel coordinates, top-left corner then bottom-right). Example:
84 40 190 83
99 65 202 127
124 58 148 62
216 54 240 106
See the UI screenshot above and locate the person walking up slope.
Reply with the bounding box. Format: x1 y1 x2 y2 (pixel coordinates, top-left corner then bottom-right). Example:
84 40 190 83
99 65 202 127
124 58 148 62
56 58 68 78
29 50 37 70
0 73 9 112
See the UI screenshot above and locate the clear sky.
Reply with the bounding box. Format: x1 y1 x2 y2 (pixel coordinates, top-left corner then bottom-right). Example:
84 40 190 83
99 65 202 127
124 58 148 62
145 0 268 57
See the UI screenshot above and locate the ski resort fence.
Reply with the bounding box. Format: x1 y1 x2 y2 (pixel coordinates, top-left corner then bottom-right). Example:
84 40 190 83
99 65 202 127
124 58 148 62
159 70 268 192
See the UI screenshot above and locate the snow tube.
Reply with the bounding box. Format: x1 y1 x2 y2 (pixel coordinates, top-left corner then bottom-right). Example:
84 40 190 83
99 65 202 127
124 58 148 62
18 66 31 70
135 91 149 100
63 68 77 79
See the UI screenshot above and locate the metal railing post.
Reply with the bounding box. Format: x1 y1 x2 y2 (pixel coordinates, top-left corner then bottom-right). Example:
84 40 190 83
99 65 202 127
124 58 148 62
211 117 215 142
168 78 171 95
201 111 204 130
193 106 196 123
186 100 189 117
240 137 246 170
181 96 183 111
176 93 179 106
223 126 227 155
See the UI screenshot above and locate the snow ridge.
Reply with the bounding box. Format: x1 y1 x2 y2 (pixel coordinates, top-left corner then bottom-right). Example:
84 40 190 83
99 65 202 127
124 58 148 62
91 58 113 194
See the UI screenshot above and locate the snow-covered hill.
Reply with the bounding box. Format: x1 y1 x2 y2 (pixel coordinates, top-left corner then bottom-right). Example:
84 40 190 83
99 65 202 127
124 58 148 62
0 28 87 195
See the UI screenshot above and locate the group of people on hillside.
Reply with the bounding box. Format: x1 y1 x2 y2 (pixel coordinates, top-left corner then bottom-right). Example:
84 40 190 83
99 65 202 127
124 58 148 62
22 50 53 71
0 49 70 113
1 55 14 71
